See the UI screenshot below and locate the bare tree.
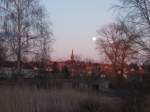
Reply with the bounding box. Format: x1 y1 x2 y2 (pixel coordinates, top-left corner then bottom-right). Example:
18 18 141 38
96 22 139 75
33 30 53 67
0 41 7 68
74 54 83 63
116 0 150 55
84 58 95 64
0 0 52 73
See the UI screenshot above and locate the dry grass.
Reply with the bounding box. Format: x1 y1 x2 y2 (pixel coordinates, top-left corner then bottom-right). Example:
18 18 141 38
0 86 123 112
143 95 150 112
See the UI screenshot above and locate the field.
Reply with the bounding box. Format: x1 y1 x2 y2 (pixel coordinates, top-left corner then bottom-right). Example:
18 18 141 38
0 76 149 112
0 84 124 112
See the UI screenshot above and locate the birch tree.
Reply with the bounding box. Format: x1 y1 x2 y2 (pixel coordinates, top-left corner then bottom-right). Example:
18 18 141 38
0 0 52 73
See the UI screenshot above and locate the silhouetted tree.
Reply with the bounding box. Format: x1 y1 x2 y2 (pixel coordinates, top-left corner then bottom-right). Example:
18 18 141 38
116 0 150 55
129 63 139 71
0 0 52 73
74 54 83 63
62 65 70 79
52 62 59 73
96 22 139 76
143 60 150 73
0 43 7 68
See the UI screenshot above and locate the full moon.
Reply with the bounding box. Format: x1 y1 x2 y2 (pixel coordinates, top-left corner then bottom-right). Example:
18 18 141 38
92 37 97 41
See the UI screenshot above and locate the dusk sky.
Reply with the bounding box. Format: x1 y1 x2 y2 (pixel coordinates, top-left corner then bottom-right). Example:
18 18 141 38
41 0 116 62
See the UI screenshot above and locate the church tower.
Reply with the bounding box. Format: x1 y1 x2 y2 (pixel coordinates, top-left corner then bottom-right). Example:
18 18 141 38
71 49 74 61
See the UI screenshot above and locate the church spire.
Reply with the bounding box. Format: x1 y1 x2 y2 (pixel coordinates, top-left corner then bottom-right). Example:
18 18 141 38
71 49 74 61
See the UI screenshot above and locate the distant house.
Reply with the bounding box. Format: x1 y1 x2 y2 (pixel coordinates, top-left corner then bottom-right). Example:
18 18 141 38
100 64 112 72
43 50 146 79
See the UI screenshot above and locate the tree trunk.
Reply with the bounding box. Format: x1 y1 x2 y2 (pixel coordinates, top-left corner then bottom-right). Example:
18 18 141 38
17 0 22 74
